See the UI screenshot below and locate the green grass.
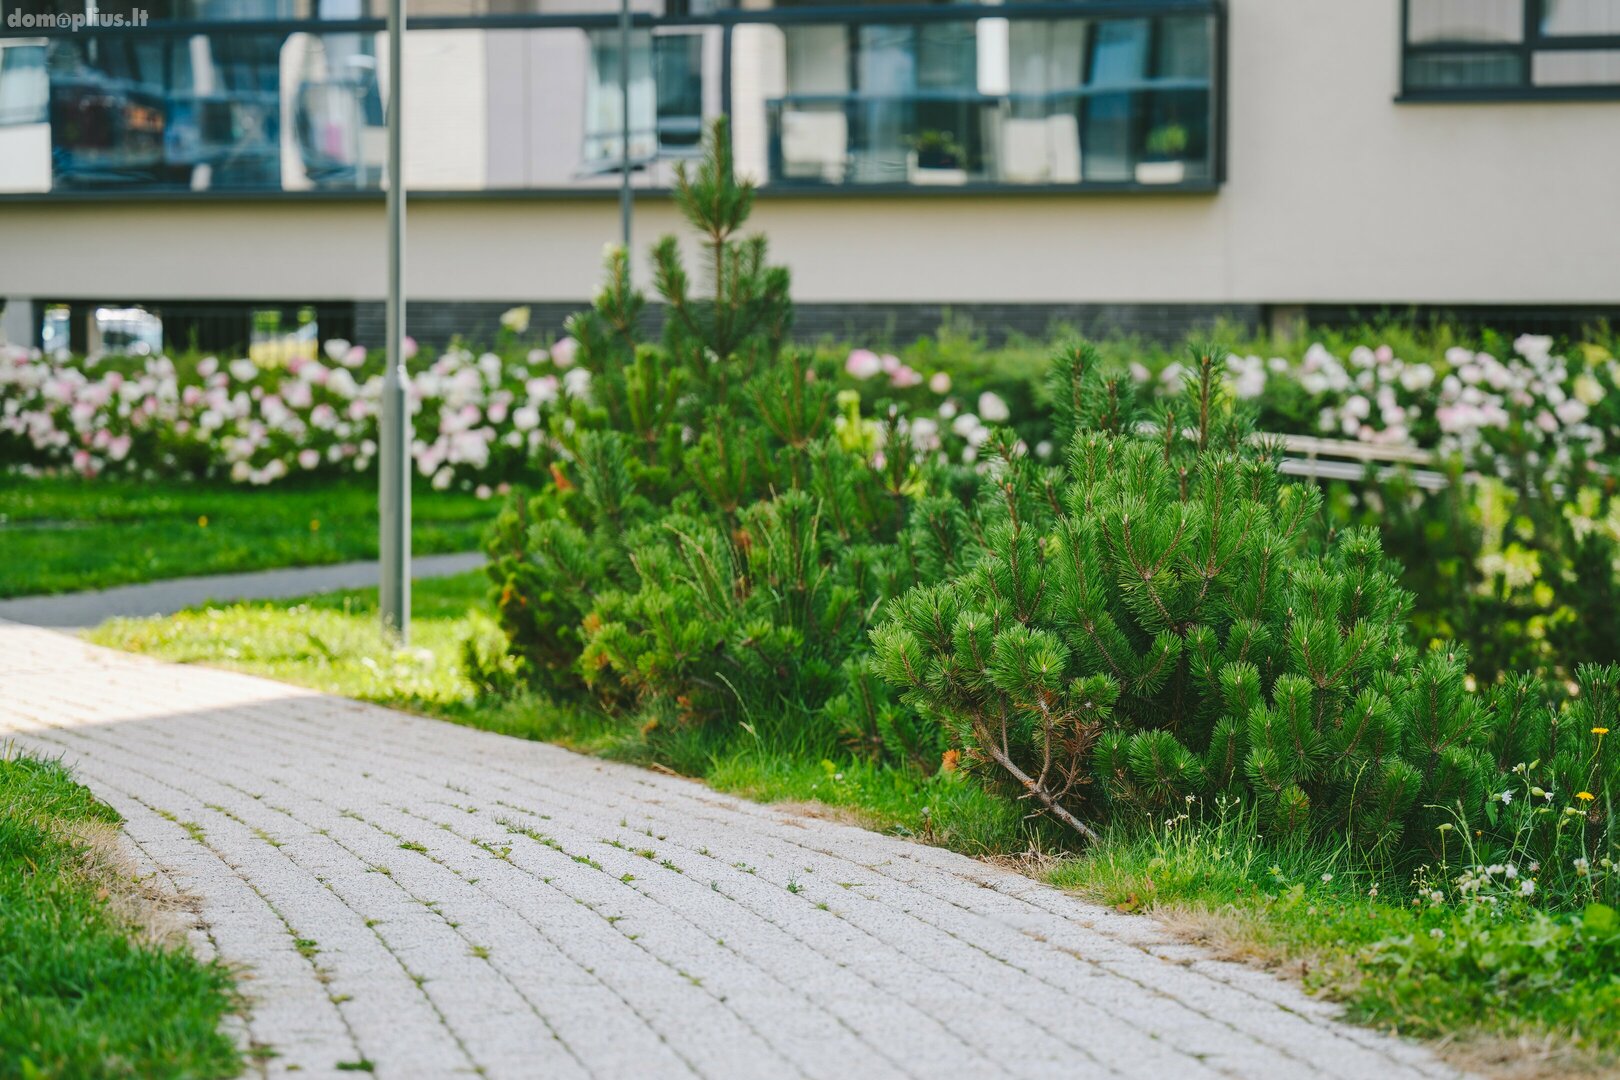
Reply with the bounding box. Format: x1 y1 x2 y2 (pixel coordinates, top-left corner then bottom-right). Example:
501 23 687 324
0 751 241 1079
1047 806 1620 1076
0 476 490 598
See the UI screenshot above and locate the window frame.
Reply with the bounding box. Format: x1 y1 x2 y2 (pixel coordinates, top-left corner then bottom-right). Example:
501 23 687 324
1399 0 1620 102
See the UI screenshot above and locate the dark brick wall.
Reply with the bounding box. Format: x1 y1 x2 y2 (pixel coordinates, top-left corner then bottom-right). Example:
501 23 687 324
1299 304 1620 339
353 301 588 351
353 300 1263 350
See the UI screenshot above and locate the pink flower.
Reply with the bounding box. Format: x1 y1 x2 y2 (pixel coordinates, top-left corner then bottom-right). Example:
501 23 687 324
929 372 952 395
845 349 882 380
403 336 419 361
298 448 321 470
343 345 368 368
890 365 924 389
549 337 579 369
107 433 132 462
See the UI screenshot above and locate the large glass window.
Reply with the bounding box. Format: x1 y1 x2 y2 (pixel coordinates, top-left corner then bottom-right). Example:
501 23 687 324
762 10 1215 188
1403 0 1620 98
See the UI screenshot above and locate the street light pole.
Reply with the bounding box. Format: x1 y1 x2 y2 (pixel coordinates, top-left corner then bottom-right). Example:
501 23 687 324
618 0 632 274
380 0 410 641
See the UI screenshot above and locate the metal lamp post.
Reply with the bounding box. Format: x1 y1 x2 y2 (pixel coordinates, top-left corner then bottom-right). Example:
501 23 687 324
380 0 410 640
619 0 633 271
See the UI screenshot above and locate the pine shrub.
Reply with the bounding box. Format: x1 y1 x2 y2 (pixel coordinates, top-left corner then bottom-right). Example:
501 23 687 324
874 345 1499 853
485 119 966 753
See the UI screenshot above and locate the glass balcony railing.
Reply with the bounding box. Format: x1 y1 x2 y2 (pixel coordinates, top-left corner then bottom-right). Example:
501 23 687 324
765 84 1212 188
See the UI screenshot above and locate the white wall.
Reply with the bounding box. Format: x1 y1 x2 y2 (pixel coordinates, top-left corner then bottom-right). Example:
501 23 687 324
2 0 1618 306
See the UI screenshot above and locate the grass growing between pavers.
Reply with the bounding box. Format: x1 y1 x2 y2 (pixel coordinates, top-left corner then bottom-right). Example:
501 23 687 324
90 575 1620 1078
0 751 241 1080
0 477 489 598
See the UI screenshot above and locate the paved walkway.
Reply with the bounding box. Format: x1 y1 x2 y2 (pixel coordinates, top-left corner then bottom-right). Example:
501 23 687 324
0 623 1468 1080
0 552 483 629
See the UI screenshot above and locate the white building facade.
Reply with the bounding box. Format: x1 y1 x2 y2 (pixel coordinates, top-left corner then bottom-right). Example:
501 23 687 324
1 0 1617 351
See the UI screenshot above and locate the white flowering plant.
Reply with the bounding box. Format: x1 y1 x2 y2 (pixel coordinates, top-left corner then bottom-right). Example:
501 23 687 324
1 335 586 497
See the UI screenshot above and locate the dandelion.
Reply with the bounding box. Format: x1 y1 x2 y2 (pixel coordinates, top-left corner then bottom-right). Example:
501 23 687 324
1594 727 1610 736
1577 791 1596 802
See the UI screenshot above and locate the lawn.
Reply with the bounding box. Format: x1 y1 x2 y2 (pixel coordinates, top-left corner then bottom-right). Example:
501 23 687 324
0 477 490 598
91 576 1620 1078
0 751 241 1079
1049 810 1620 1079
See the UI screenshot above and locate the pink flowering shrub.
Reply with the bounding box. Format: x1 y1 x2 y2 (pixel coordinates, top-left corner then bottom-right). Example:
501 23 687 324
0 339 584 493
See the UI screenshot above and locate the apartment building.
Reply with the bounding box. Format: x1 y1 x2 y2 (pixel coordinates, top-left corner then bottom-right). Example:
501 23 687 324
0 0 1617 352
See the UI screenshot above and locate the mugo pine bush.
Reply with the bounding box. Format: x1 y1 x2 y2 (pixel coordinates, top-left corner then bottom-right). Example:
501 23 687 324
874 346 1499 853
485 119 966 757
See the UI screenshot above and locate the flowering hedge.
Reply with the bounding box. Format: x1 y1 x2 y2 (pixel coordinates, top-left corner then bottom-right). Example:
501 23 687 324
0 335 587 494
1210 333 1619 479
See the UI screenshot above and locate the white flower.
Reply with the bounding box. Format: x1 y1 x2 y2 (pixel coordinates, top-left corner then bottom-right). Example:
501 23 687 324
229 358 259 383
1400 364 1435 392
951 413 980 439
1320 873 1333 884
500 306 531 334
1555 398 1589 425
326 369 358 399
1429 928 1445 939
323 339 352 363
525 375 560 404
1497 790 1514 805
978 391 1011 423
929 372 951 394
1518 879 1535 897
563 368 592 400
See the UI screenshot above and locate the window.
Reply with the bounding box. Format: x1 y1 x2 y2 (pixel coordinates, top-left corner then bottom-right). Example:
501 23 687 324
0 42 48 126
583 30 706 173
1403 0 1620 99
765 9 1216 188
